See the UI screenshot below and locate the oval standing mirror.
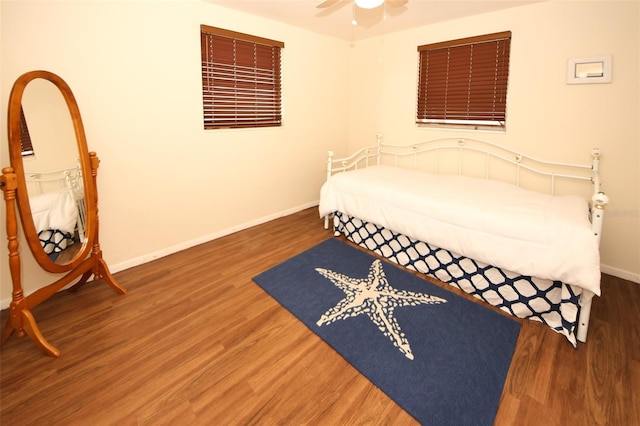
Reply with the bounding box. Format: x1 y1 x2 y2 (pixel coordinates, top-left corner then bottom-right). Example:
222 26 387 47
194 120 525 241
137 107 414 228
7 71 94 272
17 76 92 270
1 70 125 357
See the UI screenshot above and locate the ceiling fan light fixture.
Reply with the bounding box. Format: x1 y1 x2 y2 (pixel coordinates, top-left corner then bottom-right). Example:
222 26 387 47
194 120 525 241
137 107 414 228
355 0 384 9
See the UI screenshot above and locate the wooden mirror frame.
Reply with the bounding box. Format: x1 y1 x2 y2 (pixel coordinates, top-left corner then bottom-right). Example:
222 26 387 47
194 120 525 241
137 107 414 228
1 70 126 357
8 71 95 271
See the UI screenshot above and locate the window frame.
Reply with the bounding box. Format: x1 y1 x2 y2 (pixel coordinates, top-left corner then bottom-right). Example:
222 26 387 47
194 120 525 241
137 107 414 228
416 31 512 131
200 25 284 130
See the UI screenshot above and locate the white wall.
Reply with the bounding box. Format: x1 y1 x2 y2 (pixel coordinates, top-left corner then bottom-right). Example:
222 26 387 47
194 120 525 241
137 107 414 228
0 0 351 305
347 0 640 282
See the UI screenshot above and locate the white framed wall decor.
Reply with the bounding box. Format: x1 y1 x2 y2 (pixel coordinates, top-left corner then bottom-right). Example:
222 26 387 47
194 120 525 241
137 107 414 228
567 55 612 84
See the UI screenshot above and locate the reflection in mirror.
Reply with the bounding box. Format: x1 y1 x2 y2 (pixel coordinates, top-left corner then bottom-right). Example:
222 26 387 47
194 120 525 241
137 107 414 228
20 79 87 265
19 107 35 156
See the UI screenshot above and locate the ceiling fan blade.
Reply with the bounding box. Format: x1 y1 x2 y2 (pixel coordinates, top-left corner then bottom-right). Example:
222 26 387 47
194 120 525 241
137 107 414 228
315 0 351 17
385 5 407 17
388 0 408 5
384 0 408 18
316 0 342 8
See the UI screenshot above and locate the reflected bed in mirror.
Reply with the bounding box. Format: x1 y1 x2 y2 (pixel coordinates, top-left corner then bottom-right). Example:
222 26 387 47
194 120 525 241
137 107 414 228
25 165 86 264
1 70 126 357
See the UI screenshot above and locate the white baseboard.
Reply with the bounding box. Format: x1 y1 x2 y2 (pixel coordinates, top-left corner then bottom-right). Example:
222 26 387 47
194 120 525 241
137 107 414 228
0 202 320 310
601 264 640 284
108 201 319 274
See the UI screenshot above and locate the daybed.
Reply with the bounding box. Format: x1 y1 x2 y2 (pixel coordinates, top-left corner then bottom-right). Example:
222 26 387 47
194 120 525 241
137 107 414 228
319 135 609 346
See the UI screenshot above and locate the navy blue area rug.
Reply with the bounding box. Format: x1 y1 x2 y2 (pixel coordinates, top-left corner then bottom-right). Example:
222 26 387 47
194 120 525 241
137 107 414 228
252 238 520 425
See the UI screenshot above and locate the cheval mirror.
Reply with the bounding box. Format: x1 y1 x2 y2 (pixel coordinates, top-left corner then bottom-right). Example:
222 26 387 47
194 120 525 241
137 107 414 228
1 70 126 357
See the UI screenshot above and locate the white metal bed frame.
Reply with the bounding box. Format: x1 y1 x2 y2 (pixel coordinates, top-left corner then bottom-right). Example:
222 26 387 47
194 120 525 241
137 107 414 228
323 134 609 342
25 164 87 243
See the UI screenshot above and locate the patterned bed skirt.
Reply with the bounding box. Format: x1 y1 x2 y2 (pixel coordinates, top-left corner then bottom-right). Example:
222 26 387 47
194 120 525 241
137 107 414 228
333 212 582 346
38 228 74 258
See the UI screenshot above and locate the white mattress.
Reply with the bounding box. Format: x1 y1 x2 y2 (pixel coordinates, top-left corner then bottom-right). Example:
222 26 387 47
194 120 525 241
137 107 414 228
319 165 601 295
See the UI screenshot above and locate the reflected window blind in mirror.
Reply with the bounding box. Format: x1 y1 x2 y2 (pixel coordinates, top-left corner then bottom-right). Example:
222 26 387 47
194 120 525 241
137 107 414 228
19 107 35 156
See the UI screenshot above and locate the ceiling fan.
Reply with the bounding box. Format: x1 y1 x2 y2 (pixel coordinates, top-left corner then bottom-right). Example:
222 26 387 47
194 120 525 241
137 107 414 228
316 0 408 27
316 0 408 12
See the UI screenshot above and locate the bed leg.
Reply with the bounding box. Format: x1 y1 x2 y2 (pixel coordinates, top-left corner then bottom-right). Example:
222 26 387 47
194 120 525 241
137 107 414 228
577 290 594 343
324 215 329 230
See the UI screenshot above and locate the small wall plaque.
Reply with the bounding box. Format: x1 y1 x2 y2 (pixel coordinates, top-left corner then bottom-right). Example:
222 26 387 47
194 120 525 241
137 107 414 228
567 55 612 84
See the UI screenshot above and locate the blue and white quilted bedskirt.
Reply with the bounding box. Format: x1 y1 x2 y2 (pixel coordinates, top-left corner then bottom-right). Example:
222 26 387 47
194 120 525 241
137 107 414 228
38 228 74 256
333 212 582 346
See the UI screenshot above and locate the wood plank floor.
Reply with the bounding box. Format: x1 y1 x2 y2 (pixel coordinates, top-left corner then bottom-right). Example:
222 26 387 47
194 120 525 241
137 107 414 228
1 207 639 425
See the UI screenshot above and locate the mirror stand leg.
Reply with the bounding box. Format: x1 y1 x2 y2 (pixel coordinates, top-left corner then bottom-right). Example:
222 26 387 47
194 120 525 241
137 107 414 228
1 298 26 345
0 169 57 356
21 310 60 357
1 308 60 357
67 257 126 295
97 258 127 294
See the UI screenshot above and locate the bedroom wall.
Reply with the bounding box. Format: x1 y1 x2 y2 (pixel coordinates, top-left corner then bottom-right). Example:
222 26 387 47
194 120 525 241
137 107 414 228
346 0 640 283
0 1 351 307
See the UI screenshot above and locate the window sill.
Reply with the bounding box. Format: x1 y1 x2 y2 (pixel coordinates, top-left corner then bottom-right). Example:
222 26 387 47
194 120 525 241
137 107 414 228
416 122 506 132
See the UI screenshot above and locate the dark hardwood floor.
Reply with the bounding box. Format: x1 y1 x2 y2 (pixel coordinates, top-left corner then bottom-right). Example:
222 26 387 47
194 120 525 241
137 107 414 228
1 207 639 425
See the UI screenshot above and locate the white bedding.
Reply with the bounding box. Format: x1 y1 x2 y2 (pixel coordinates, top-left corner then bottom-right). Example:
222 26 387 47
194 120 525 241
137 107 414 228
30 190 77 235
319 165 601 295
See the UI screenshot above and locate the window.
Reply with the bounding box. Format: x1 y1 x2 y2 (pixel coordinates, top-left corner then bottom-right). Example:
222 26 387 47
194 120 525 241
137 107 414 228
416 31 511 129
200 25 284 129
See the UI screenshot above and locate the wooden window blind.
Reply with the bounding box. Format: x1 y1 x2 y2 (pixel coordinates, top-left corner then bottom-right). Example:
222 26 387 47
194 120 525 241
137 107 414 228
416 31 511 129
19 106 34 156
200 25 284 129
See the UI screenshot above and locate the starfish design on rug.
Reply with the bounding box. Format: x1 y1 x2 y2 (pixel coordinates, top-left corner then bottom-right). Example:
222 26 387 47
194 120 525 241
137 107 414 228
315 259 447 360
